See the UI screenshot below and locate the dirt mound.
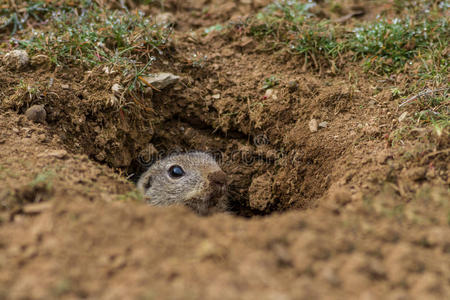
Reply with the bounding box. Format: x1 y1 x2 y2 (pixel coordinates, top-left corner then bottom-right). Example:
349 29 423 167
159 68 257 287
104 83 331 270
1 191 449 299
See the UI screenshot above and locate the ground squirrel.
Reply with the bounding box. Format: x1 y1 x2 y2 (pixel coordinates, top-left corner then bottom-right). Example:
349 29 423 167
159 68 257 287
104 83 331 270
137 152 228 215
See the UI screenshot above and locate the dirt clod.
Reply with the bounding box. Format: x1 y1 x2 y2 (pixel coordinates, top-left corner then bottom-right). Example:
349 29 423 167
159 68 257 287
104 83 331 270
3 50 29 70
309 119 319 132
25 105 47 124
248 172 273 210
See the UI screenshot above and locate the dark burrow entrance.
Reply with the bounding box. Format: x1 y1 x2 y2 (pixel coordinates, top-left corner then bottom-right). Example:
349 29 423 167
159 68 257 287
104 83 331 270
1 65 348 218
123 115 340 217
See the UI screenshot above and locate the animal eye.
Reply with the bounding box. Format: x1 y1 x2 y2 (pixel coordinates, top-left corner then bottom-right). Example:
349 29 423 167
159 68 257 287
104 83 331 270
168 165 185 178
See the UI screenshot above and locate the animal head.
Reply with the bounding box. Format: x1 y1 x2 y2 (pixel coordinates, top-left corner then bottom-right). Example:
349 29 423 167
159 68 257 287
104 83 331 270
137 152 228 215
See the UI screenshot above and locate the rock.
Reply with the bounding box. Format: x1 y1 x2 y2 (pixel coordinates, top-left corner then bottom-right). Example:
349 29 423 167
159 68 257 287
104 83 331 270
155 12 175 25
211 94 220 99
139 73 180 90
319 121 328 128
308 119 318 132
25 105 46 124
3 49 29 70
264 89 277 100
288 80 298 92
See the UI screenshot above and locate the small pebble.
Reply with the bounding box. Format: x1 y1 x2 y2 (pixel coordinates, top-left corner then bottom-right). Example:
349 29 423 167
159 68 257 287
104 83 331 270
264 89 277 100
309 119 318 132
319 121 328 128
288 80 298 92
25 105 46 124
139 72 180 90
3 49 29 70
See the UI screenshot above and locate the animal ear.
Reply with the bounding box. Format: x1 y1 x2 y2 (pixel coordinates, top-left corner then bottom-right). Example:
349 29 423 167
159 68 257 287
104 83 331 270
143 175 153 190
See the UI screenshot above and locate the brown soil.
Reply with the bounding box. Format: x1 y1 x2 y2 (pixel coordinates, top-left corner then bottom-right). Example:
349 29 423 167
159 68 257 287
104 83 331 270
0 1 449 299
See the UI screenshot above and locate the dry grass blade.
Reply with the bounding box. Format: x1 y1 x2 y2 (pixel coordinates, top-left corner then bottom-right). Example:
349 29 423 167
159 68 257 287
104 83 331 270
399 87 448 107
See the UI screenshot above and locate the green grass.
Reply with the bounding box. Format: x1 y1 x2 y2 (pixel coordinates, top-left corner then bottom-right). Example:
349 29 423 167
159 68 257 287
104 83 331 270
0 1 99 35
1 1 171 91
293 20 343 62
243 1 449 148
246 1 346 69
243 0 449 75
0 1 55 35
256 1 315 24
351 17 449 74
17 7 169 66
389 90 448 149
414 90 449 136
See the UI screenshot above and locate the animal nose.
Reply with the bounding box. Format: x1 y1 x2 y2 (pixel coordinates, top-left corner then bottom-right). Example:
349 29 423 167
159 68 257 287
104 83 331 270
208 170 227 187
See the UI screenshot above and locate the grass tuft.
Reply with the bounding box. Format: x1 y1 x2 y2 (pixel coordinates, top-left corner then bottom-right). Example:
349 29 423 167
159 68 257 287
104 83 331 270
351 17 449 74
243 0 449 75
2 1 172 93
15 6 170 67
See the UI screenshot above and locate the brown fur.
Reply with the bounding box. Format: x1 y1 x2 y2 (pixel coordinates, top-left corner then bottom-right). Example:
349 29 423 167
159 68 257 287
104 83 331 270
137 152 228 215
